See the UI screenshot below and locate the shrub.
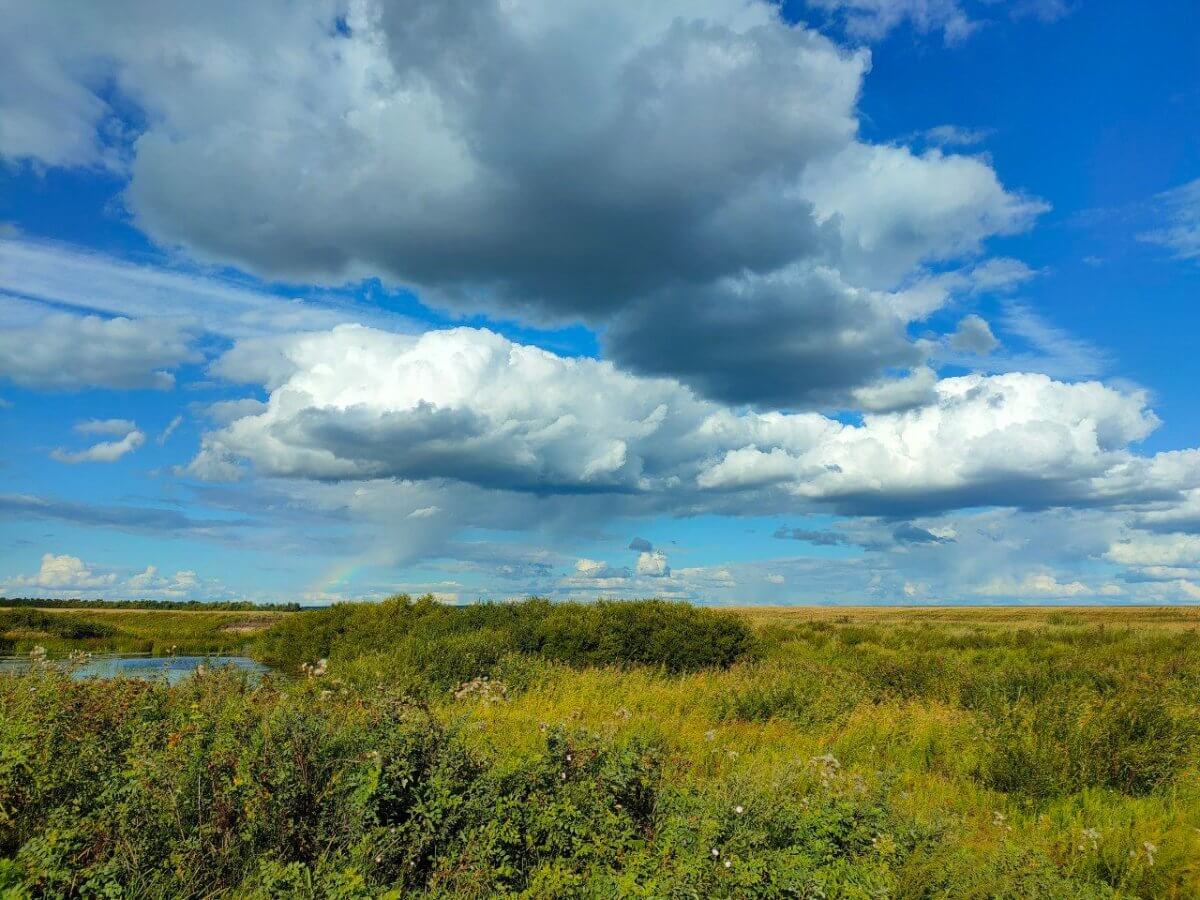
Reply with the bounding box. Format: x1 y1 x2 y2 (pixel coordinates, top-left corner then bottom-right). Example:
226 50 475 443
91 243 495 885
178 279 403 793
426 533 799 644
255 597 756 684
979 681 1198 797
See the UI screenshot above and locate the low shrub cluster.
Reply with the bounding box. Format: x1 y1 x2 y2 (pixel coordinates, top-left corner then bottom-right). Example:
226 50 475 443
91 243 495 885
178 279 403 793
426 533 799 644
0 609 116 654
0 607 282 657
3 605 1200 896
1 667 948 898
254 596 756 686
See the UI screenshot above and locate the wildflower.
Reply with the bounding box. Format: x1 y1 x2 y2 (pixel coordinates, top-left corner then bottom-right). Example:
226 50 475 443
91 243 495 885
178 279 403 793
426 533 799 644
561 771 567 781
1080 827 1100 850
734 805 744 815
704 729 716 742
810 753 840 786
1143 841 1158 866
711 848 720 857
723 859 732 869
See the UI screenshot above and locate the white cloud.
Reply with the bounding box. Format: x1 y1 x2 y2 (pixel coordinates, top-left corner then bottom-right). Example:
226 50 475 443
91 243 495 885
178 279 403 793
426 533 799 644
798 144 1046 289
948 314 999 355
0 239 413 344
190 324 1191 523
0 308 197 391
574 558 631 581
125 565 210 599
158 415 183 445
1139 178 1200 261
51 421 145 464
0 1 1044 409
967 257 1038 294
635 550 671 578
1106 534 1200 569
76 418 137 436
851 367 937 413
1 554 231 600
808 0 1073 44
808 0 979 44
922 125 993 147
6 553 118 590
974 571 1123 599
943 303 1108 380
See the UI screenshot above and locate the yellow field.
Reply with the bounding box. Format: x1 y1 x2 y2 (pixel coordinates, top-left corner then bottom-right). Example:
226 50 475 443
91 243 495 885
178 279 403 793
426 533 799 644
729 603 1200 629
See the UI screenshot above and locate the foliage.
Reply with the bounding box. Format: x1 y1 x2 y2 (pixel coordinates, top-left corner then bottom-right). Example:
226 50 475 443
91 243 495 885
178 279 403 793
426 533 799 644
0 607 286 657
254 596 756 684
2 605 1200 896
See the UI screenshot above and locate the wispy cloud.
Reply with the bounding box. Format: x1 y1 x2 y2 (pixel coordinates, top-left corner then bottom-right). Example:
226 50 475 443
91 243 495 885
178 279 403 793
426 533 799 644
1139 178 1200 262
0 238 415 342
51 422 145 464
0 492 254 539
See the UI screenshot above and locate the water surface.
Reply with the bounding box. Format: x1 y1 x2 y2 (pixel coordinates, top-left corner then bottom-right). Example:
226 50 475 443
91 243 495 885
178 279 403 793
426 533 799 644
0 654 269 684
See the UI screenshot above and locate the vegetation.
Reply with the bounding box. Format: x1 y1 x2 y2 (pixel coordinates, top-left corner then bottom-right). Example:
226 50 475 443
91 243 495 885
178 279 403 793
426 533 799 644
2 600 1200 896
254 596 755 685
0 606 286 657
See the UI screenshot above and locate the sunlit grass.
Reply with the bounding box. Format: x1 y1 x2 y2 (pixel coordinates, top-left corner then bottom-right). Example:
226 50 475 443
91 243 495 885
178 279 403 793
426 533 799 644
0 605 286 656
3 601 1200 895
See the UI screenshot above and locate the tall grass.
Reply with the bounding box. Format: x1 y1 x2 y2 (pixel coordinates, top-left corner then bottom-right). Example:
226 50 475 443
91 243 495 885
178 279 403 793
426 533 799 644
0 606 285 656
2 601 1200 896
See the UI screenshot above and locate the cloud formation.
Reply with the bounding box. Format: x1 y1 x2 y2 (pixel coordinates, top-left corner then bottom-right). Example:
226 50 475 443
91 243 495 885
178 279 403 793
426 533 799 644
51 420 145 464
0 0 1043 409
191 324 1192 522
0 310 196 391
0 553 228 600
1139 178 1200 262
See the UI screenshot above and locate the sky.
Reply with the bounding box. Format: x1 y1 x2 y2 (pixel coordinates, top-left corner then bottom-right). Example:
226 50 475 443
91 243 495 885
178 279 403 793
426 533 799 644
1 0 1199 606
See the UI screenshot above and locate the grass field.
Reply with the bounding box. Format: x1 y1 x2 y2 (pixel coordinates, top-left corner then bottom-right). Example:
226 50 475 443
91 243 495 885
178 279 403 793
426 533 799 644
0 605 286 657
732 604 1200 629
2 599 1200 896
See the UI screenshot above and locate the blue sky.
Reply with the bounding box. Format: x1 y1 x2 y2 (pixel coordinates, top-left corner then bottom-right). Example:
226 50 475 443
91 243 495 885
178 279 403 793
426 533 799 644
1 0 1199 605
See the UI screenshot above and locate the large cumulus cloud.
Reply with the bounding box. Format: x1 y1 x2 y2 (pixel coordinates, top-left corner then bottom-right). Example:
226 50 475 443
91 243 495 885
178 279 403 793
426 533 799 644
190 324 1192 520
0 0 1043 409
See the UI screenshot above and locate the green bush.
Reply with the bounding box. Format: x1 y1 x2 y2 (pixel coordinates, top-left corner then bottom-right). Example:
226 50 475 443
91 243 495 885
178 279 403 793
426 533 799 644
0 668 939 897
978 681 1198 798
255 596 756 684
0 609 116 640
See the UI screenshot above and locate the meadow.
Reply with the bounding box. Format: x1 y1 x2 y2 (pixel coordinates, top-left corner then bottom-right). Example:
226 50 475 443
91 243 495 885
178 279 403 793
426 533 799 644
2 598 1200 897
0 605 285 657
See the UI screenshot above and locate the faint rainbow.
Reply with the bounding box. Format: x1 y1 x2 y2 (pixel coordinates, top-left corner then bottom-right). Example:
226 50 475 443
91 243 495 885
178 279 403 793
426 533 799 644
309 557 368 599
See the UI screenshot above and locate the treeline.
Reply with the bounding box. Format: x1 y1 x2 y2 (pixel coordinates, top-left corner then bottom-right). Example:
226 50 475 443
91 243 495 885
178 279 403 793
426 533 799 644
0 596 302 612
255 595 755 684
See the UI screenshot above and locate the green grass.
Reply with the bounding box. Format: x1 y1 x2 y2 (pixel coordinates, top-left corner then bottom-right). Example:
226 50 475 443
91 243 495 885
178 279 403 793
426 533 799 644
2 599 1200 896
0 606 286 657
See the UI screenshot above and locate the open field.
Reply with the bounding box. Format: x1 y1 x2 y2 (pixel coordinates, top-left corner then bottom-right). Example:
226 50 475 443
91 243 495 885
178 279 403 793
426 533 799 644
0 606 287 657
3 599 1200 896
730 604 1200 630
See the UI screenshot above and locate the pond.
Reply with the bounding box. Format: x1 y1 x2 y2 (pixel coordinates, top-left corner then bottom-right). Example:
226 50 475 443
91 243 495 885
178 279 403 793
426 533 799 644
0 654 271 684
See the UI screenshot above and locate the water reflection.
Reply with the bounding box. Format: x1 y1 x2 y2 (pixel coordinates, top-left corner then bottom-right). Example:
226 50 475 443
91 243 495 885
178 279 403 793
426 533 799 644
0 654 270 684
